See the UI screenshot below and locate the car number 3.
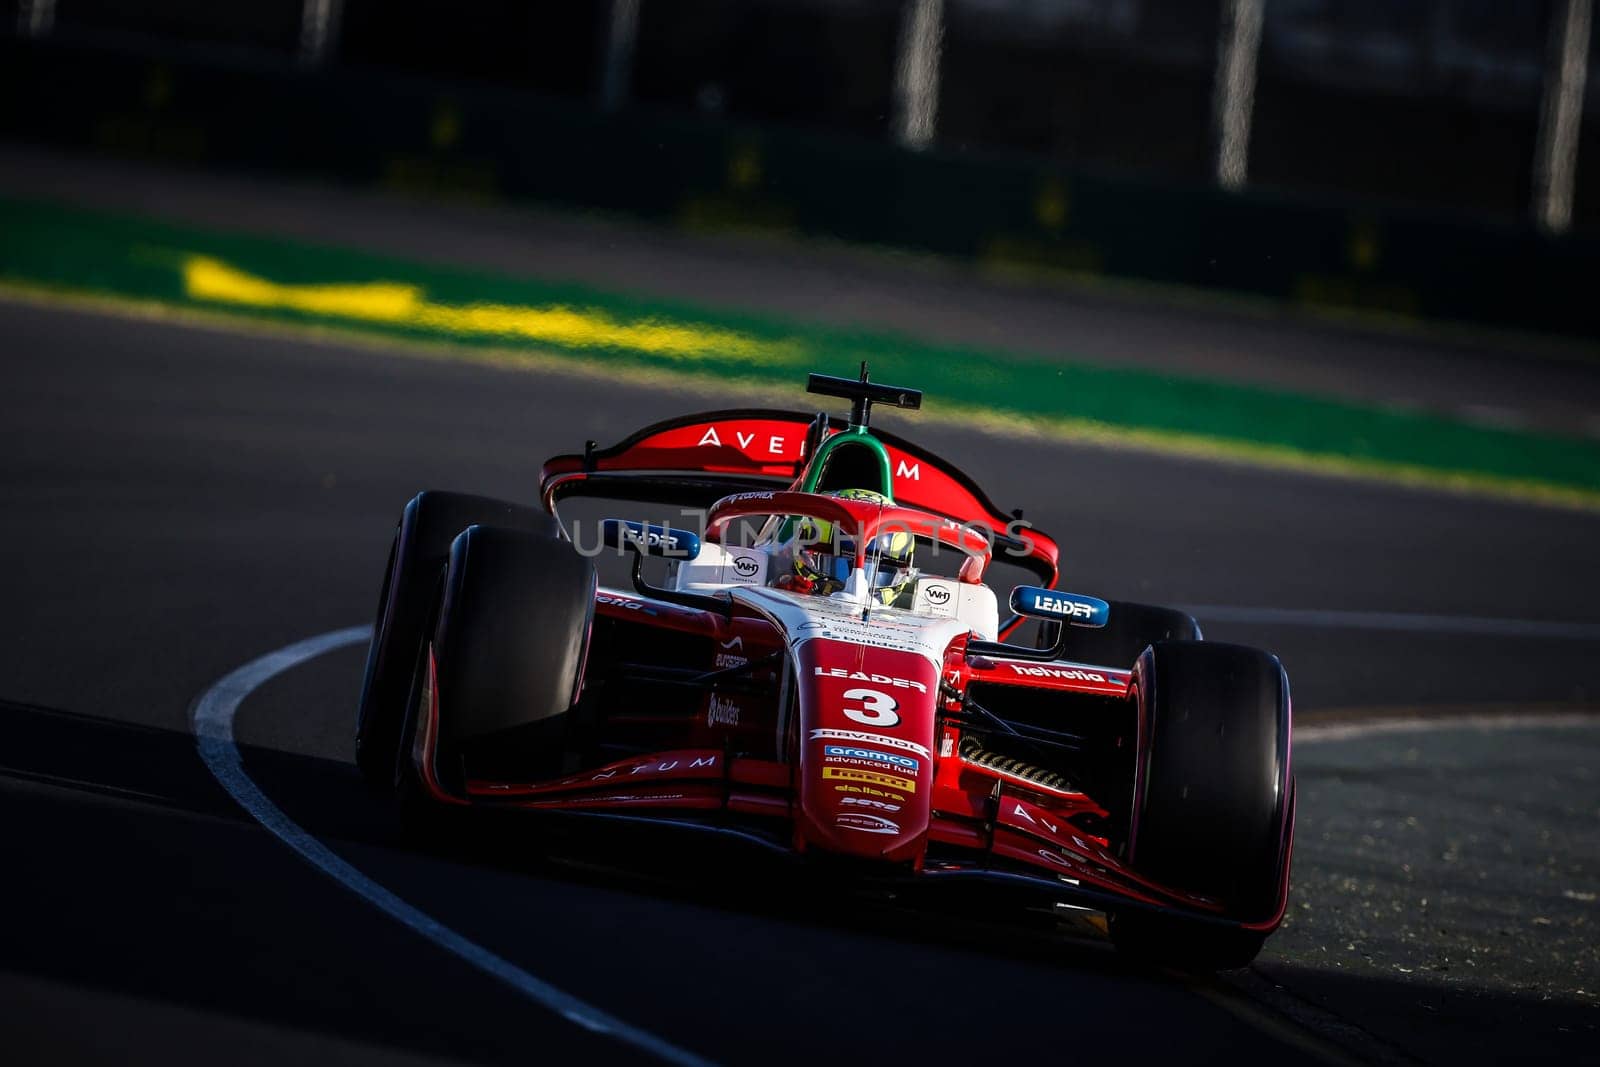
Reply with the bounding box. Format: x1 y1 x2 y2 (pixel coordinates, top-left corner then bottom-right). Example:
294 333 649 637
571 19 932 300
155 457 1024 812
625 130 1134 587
841 688 900 727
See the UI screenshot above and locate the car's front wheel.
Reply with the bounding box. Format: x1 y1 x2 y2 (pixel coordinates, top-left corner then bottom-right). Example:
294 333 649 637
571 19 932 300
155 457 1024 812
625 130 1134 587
1110 639 1293 970
393 524 597 827
355 490 560 793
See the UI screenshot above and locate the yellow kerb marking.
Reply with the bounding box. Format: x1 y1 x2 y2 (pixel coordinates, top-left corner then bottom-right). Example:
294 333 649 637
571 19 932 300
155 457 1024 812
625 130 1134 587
182 255 799 363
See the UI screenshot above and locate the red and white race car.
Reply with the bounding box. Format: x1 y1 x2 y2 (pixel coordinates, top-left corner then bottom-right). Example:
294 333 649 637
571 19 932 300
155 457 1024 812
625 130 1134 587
355 368 1294 968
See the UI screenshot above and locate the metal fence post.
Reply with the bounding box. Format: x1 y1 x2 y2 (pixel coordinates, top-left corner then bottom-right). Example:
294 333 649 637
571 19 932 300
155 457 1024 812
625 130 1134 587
1533 0 1591 234
1211 0 1264 191
299 0 345 67
16 0 57 38
600 0 641 112
893 0 943 150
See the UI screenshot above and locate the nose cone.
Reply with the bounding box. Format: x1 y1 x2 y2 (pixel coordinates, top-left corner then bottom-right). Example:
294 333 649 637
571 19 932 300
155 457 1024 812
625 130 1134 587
794 639 939 866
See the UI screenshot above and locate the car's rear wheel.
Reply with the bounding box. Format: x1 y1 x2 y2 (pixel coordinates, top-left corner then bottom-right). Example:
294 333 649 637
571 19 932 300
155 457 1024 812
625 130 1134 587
355 491 560 792
1110 639 1293 970
394 525 598 822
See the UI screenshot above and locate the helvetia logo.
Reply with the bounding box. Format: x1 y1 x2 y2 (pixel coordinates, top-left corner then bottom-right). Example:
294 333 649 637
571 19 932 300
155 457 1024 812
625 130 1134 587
1006 663 1108 683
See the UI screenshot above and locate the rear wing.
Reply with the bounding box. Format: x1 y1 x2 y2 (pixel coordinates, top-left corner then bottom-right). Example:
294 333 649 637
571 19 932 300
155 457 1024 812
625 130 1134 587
538 408 1060 587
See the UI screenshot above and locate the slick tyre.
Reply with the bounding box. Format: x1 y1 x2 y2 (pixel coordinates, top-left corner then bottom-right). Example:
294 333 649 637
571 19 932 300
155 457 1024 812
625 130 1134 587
1111 640 1293 970
398 525 597 811
355 491 560 794
1050 601 1201 670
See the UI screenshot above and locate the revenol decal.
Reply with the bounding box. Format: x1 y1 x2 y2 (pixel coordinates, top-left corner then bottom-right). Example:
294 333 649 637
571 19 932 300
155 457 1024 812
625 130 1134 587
822 766 915 793
811 728 931 759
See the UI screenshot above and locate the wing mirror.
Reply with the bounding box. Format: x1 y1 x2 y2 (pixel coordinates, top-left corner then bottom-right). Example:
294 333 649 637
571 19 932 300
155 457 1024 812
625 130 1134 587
1010 586 1109 628
599 519 702 559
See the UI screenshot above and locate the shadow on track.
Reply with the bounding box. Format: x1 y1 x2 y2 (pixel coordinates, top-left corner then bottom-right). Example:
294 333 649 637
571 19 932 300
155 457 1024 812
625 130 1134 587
7 700 1596 1064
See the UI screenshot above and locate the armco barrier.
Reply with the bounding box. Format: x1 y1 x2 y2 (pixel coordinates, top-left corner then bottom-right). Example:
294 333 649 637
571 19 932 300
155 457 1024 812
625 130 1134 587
1 36 1595 341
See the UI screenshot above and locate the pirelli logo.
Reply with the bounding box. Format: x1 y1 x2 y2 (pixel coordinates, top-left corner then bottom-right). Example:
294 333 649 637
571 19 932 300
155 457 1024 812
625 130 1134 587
822 766 916 794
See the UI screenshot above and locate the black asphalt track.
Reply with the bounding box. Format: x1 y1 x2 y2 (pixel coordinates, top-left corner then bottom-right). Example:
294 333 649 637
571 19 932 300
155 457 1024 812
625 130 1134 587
1 293 1596 1064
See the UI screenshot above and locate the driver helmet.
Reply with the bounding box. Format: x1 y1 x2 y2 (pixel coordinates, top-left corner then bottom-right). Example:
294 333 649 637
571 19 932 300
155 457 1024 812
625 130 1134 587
787 488 916 606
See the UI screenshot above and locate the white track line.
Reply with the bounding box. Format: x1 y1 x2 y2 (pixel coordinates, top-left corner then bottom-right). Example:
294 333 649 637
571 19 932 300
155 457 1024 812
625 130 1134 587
190 626 714 1067
188 621 1596 1064
1297 711 1597 744
1182 605 1600 641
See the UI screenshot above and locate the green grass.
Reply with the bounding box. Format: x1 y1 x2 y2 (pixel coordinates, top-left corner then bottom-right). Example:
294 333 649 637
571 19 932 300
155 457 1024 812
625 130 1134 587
3 195 1597 510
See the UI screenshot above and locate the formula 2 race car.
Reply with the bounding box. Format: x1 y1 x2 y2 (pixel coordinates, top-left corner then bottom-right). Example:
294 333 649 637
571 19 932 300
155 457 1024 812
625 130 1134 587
355 367 1294 969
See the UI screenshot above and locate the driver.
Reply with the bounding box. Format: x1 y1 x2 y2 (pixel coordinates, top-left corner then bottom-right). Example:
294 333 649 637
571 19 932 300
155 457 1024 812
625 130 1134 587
771 488 916 606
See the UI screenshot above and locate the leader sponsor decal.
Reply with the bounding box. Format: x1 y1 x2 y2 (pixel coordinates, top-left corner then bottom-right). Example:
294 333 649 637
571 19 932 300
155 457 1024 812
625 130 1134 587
840 795 902 813
822 766 915 793
811 667 928 694
810 728 931 759
823 745 918 772
836 812 900 835
622 527 688 552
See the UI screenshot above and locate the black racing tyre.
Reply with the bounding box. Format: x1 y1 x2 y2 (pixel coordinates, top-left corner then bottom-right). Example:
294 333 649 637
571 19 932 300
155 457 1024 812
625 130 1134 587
1111 639 1293 970
355 491 560 793
1051 601 1201 671
407 524 598 799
